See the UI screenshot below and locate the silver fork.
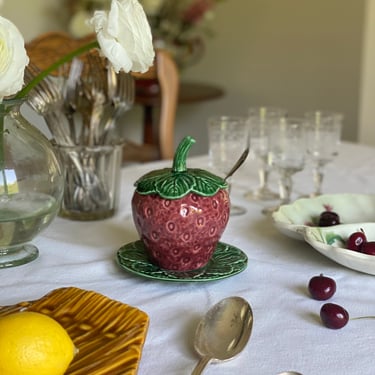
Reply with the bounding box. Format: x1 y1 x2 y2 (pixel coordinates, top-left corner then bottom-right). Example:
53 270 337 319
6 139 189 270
86 53 108 145
75 54 109 146
99 68 135 144
25 64 63 114
26 63 109 213
25 64 73 146
63 58 84 145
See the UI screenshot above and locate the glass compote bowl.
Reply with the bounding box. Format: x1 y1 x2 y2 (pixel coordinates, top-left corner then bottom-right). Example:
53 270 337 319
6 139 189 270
304 110 342 197
0 99 64 268
245 106 287 201
207 115 249 216
263 117 306 214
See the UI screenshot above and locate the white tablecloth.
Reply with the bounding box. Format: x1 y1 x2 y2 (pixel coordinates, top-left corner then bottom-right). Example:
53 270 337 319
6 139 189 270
2 141 375 375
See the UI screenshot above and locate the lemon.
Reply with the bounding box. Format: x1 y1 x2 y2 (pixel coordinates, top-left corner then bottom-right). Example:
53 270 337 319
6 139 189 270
0 311 76 375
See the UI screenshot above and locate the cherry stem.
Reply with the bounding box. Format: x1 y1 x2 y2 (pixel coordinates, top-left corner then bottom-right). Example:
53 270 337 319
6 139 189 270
351 315 375 321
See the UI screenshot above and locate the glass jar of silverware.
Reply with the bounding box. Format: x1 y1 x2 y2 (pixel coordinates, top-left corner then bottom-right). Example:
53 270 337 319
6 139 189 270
25 53 133 220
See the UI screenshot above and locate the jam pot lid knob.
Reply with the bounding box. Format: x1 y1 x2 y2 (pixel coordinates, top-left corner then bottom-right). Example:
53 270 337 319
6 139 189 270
134 136 228 199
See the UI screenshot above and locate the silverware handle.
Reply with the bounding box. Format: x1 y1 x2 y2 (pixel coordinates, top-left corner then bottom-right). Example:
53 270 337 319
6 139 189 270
224 147 249 182
191 356 211 375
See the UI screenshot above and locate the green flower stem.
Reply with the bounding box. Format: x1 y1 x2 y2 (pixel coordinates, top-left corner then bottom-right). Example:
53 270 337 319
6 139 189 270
172 136 195 173
0 103 8 195
15 40 99 99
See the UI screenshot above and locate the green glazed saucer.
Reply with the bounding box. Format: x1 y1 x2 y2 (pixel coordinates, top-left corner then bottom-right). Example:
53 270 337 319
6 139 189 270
116 241 248 282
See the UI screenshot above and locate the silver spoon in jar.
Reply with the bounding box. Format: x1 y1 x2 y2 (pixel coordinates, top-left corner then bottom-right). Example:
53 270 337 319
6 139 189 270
191 296 253 375
224 146 250 182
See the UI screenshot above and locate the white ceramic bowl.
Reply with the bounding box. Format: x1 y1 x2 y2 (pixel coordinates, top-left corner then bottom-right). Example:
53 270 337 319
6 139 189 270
304 222 375 275
272 193 375 240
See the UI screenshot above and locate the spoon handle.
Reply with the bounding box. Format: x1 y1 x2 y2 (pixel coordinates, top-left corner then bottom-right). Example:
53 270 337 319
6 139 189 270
224 147 249 182
191 356 212 375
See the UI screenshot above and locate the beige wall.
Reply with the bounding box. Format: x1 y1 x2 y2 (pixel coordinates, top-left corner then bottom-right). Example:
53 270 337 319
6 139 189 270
1 0 366 156
1 0 65 40
178 0 365 154
359 0 375 145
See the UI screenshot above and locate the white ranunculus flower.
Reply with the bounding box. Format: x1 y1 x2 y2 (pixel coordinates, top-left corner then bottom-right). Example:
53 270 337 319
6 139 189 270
0 16 29 102
90 0 155 73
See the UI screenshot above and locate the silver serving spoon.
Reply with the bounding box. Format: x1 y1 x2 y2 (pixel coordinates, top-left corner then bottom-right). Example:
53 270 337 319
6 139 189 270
191 296 253 375
278 372 303 375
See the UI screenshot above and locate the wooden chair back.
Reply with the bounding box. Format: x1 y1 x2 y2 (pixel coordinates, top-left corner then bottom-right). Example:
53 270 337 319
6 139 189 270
127 49 179 161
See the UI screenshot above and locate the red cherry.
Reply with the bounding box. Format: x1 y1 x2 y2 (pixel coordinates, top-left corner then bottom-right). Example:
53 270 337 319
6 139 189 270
318 211 340 227
308 274 336 300
361 241 375 255
347 229 367 252
320 303 349 329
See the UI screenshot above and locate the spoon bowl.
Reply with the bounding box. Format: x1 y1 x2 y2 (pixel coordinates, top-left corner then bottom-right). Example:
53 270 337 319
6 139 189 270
191 296 253 375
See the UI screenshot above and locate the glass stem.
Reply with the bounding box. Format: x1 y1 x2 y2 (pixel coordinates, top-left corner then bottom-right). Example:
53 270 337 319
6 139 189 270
258 167 269 190
257 156 269 190
312 165 324 196
278 170 292 204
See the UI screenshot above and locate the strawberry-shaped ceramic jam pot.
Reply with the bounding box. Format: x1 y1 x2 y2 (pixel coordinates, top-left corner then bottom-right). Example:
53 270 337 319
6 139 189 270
131 136 230 271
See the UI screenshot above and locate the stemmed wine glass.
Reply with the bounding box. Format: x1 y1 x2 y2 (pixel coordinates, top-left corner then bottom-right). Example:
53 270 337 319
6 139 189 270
207 115 249 216
244 107 287 201
304 110 343 197
263 117 306 214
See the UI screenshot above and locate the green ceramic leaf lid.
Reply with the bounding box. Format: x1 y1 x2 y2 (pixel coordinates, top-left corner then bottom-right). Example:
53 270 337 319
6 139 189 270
134 136 228 199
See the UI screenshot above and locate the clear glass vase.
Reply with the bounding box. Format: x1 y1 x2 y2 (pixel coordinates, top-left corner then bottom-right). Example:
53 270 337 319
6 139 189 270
0 99 64 268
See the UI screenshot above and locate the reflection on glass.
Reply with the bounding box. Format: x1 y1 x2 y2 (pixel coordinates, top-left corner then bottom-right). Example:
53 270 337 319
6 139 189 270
207 115 249 216
245 106 287 201
304 110 342 197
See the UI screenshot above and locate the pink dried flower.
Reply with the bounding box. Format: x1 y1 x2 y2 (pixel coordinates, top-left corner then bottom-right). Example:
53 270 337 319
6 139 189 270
182 0 215 25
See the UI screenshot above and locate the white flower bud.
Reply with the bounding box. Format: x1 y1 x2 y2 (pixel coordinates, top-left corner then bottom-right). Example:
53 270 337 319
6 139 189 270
90 0 155 73
0 16 29 101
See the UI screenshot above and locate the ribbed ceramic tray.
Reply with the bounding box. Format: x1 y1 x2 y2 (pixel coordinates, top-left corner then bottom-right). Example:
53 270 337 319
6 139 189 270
304 222 375 275
0 287 149 374
272 193 375 240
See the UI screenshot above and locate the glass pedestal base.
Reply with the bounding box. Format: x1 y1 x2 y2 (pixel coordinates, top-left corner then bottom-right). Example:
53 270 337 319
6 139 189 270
230 204 247 216
244 187 279 201
0 244 39 268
